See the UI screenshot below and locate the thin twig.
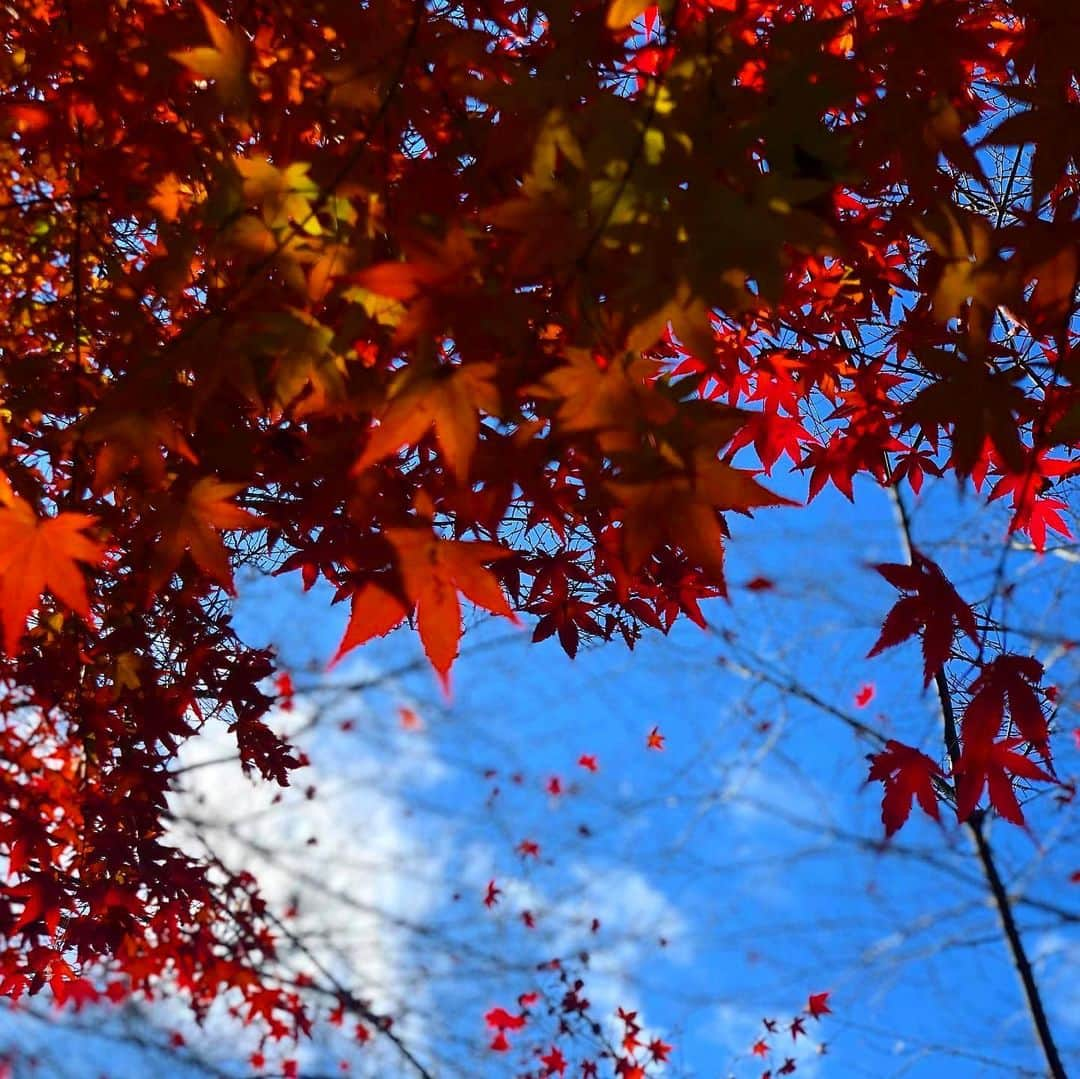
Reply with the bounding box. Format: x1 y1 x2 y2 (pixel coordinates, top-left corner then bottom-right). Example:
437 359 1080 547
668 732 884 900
889 484 1068 1079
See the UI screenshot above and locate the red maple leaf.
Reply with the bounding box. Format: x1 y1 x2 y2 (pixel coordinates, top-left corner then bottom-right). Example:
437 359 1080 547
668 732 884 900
963 655 1049 751
954 737 1054 825
867 741 943 836
578 754 599 772
806 991 831 1019
483 880 502 908
648 1037 672 1062
854 683 875 708
485 1006 527 1031
274 671 295 709
646 726 665 750
868 552 978 686
752 1039 770 1057
540 1045 567 1075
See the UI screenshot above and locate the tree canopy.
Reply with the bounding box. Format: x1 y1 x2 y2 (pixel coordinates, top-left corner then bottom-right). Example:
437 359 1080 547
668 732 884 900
0 0 1077 1058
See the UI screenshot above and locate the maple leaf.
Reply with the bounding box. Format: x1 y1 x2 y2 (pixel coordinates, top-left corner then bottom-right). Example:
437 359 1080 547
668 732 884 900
903 354 1029 476
867 552 978 686
609 451 793 584
578 754 599 772
386 528 519 687
540 1046 567 1076
170 1 249 108
648 1037 673 1062
149 478 263 595
148 173 198 223
0 498 105 654
854 684 874 708
483 880 501 908
398 706 422 730
606 0 655 30
646 726 665 750
82 406 199 492
914 208 1018 328
330 583 410 668
805 992 831 1019
866 740 943 837
752 1039 770 1057
531 350 676 452
789 1016 806 1041
988 452 1075 553
274 672 295 710
485 1006 527 1031
355 364 500 481
954 737 1054 826
236 157 321 235
962 655 1049 751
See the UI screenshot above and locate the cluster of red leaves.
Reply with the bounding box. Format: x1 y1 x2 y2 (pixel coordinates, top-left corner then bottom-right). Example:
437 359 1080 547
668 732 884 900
483 965 677 1079
0 0 1076 1035
743 992 831 1077
866 552 1060 835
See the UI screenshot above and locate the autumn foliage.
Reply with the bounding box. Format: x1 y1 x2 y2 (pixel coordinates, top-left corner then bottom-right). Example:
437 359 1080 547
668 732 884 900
0 0 1078 1055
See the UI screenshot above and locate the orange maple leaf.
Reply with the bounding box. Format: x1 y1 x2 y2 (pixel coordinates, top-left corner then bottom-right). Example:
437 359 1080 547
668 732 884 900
609 451 793 583
355 363 500 481
0 497 105 654
329 582 410 667
150 478 263 595
531 349 675 453
387 528 519 687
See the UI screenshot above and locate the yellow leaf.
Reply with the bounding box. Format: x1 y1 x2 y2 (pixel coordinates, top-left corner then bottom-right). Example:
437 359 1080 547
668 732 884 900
236 157 321 235
344 286 407 328
326 68 382 112
606 0 653 29
114 652 142 694
149 173 195 223
169 1 248 108
531 109 585 190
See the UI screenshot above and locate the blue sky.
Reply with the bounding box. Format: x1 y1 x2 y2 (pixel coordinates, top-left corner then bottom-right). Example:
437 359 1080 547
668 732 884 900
217 473 1078 1077
0 475 1076 1079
